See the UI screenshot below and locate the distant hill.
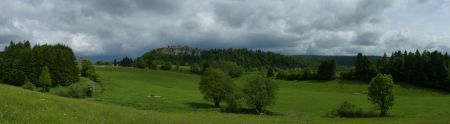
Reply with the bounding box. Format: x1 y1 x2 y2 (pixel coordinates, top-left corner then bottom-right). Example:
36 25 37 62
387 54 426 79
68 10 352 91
291 55 382 67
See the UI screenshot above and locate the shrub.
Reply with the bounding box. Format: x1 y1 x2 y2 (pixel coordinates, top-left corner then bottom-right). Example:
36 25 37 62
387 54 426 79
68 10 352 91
301 68 316 80
161 62 172 70
340 69 356 80
266 68 274 78
243 76 278 114
148 61 158 70
50 80 93 98
327 101 376 118
80 58 100 82
22 82 36 91
223 92 245 113
190 63 202 74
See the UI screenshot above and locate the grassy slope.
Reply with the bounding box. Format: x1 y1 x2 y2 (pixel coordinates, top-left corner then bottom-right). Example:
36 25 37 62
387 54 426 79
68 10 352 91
1 66 450 123
0 83 300 124
95 66 450 123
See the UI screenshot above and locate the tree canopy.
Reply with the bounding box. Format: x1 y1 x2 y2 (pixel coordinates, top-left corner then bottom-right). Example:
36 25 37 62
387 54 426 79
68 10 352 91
368 74 395 117
199 68 236 107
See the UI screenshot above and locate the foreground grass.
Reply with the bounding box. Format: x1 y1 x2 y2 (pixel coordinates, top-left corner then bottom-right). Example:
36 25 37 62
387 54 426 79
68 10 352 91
0 83 304 123
1 66 449 123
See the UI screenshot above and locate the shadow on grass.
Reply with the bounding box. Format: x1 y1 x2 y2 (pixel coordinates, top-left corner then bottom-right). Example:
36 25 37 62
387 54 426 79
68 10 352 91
184 102 217 109
185 102 283 116
221 108 284 116
395 82 450 95
336 79 370 86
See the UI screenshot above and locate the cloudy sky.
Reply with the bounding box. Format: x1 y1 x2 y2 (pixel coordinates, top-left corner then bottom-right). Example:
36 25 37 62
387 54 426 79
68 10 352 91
1 0 449 59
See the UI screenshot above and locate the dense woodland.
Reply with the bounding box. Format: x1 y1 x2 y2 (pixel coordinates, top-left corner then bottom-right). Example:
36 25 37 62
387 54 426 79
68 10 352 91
0 41 79 86
0 41 99 98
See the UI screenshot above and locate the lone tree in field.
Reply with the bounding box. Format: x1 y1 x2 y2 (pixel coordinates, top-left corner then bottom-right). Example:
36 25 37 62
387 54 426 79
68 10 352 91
243 76 278 114
39 66 52 92
199 68 235 107
368 74 394 117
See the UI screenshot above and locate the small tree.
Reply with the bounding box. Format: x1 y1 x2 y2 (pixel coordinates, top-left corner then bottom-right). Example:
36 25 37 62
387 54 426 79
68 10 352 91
199 68 235 107
243 76 278 114
39 66 52 92
317 59 336 80
368 74 394 117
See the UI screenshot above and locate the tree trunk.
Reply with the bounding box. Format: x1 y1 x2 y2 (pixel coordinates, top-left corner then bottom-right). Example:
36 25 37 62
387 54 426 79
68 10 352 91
214 99 220 107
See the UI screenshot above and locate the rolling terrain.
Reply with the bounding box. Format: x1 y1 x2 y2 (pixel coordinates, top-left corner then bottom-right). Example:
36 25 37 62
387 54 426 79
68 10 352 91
1 66 450 123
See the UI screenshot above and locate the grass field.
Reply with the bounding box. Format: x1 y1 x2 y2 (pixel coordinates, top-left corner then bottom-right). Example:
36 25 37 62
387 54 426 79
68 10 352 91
1 66 450 123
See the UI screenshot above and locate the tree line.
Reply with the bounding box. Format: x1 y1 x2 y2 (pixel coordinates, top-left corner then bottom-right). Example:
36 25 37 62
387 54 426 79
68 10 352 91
111 46 306 70
350 51 450 91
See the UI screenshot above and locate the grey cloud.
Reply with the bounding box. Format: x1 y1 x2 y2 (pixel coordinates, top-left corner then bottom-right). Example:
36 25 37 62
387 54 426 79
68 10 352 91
0 0 447 57
354 31 382 46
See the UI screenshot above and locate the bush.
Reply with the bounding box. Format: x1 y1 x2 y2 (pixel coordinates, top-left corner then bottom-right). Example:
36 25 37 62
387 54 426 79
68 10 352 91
266 68 274 78
50 80 93 98
148 61 158 70
223 92 245 113
190 63 202 74
301 68 316 80
340 69 356 80
161 63 172 70
22 82 36 91
80 58 100 82
327 101 376 118
243 76 278 114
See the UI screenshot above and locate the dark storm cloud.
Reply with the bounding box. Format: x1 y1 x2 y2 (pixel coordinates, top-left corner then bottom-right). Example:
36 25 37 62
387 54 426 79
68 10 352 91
0 0 448 57
354 32 383 46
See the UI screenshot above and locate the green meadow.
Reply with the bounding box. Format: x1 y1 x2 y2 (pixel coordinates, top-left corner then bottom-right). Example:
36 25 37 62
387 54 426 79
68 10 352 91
1 66 450 123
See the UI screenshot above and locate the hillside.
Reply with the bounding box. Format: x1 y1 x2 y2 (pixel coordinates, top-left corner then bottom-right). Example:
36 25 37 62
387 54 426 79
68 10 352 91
1 66 450 123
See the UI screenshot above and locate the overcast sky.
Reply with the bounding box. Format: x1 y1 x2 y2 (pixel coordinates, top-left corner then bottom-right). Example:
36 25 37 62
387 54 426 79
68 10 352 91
1 0 449 59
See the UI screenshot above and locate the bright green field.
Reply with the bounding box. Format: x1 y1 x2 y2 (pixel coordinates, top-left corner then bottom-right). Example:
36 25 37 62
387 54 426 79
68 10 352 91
1 66 450 123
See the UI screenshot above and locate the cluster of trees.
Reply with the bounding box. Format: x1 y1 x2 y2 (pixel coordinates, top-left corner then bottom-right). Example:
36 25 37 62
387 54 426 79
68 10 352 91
118 57 133 67
199 69 278 114
275 68 316 81
193 61 243 78
95 60 112 65
0 41 79 89
377 51 450 90
274 59 336 81
350 51 450 91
